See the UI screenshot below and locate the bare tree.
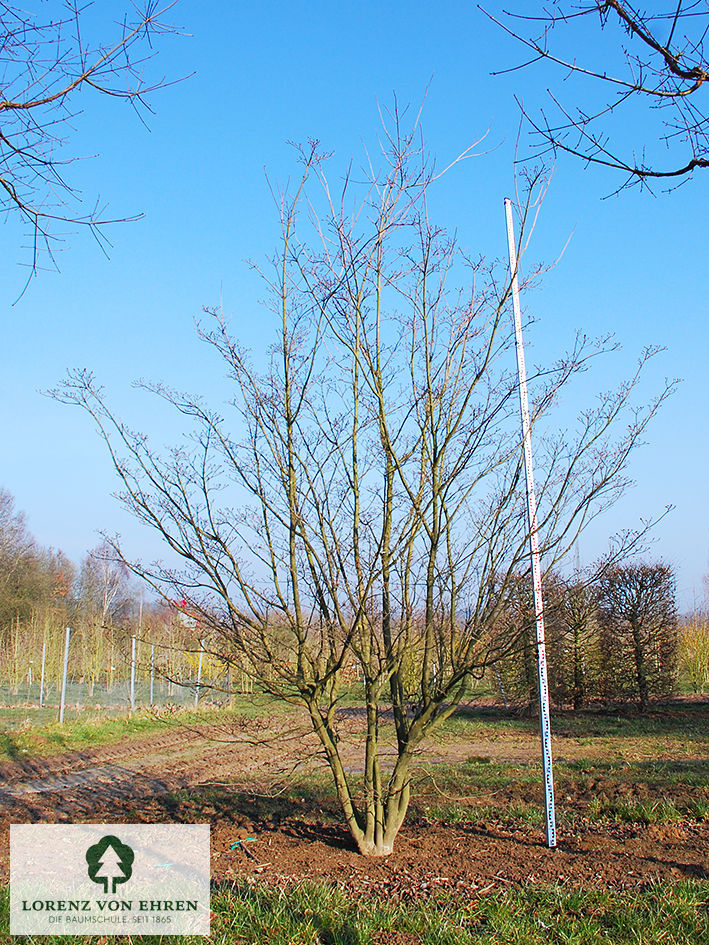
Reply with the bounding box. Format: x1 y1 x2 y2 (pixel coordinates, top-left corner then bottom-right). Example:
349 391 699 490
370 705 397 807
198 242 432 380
76 541 135 626
598 561 678 708
494 570 601 710
0 488 40 637
0 490 75 636
0 488 35 571
484 1 709 189
0 490 79 691
555 574 601 709
1 1 183 284
54 113 672 855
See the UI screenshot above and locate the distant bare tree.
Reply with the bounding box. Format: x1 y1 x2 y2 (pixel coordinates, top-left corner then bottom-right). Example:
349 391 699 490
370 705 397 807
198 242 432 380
76 541 135 626
485 2 709 189
0 488 40 637
55 113 672 855
1 1 183 284
556 575 601 709
495 570 600 710
598 561 678 708
0 488 35 571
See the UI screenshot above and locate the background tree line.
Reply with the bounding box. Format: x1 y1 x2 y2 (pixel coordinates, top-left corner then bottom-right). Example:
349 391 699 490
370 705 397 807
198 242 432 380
0 488 233 700
1 486 705 707
495 560 708 710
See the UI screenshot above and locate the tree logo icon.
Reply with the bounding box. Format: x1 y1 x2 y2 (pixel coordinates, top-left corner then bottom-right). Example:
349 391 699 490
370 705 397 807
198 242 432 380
86 835 134 894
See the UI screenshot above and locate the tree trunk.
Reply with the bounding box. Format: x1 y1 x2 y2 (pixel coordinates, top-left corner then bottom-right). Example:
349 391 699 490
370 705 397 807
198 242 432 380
572 623 585 710
354 761 411 856
631 620 649 710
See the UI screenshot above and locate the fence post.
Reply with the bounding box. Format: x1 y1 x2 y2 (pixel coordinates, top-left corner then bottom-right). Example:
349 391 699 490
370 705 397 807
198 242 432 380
226 663 233 706
58 627 71 724
195 639 204 707
130 635 136 713
39 640 47 708
493 664 509 709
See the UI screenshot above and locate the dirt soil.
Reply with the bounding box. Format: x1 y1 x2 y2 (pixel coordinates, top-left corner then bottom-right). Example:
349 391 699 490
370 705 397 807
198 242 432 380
1 711 707 899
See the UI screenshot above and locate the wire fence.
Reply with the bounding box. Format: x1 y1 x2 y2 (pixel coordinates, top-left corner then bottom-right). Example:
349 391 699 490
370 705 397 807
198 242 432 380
0 679 201 711
0 627 253 724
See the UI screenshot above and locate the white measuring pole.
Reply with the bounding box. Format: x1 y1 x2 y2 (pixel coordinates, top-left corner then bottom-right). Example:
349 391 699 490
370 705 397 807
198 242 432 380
130 635 137 713
39 640 47 708
504 198 557 848
195 639 204 707
150 643 155 706
58 626 71 724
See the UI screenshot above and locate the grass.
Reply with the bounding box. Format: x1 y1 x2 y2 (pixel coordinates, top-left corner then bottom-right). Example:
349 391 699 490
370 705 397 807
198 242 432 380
4 694 707 766
414 701 709 830
0 694 288 762
440 701 709 742
158 746 709 835
429 801 547 826
4 696 706 835
407 749 709 828
586 796 709 825
1 881 708 944
31 698 695 833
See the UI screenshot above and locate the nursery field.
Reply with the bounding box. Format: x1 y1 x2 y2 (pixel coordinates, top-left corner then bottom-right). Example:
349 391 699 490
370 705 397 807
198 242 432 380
1 698 708 944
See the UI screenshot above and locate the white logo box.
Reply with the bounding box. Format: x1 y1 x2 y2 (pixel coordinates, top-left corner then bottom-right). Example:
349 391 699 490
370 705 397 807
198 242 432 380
10 824 210 936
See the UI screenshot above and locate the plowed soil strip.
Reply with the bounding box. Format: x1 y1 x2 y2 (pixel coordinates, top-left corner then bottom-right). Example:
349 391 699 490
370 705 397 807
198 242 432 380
2 716 708 895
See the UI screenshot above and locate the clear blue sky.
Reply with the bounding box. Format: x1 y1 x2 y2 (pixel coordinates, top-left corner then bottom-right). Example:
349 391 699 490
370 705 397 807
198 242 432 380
2 1 707 610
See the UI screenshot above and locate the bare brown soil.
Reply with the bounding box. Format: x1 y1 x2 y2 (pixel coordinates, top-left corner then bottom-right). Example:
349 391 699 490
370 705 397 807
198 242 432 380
1 710 707 898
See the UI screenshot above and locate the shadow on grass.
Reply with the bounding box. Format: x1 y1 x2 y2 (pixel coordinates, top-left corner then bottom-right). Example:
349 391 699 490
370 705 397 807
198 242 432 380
450 699 709 739
564 757 709 784
284 820 359 852
158 783 366 853
0 730 22 762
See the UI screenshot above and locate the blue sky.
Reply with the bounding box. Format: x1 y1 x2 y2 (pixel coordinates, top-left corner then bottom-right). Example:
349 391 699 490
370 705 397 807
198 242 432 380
2 1 707 610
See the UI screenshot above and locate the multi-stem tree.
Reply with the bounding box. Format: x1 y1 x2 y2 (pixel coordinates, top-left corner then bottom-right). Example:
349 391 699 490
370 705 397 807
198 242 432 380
55 115 671 855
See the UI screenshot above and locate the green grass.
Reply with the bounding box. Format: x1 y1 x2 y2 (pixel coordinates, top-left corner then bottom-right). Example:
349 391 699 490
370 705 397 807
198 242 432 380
1 698 707 941
440 702 709 742
586 796 709 825
1 881 708 944
563 758 709 787
409 753 709 828
429 801 547 827
0 695 287 762
0 706 82 728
